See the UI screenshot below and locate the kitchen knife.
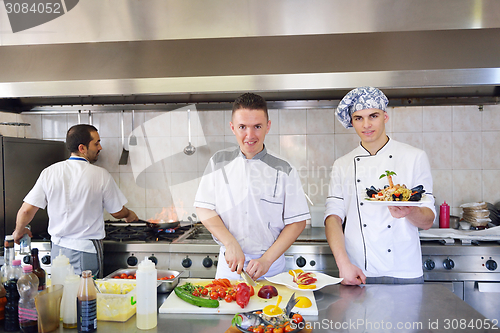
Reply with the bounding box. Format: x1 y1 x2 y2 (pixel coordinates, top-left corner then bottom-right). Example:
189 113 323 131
241 270 257 287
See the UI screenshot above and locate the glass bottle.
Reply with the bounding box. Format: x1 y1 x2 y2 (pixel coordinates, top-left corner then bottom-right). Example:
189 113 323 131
0 282 6 323
77 270 97 333
4 236 21 332
30 248 46 291
1 235 15 284
17 264 39 333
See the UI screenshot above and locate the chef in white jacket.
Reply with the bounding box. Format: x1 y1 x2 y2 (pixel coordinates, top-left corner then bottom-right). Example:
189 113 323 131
324 87 436 285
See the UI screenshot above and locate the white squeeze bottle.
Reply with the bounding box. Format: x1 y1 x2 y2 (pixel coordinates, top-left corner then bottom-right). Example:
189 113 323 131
136 257 157 330
62 266 80 328
51 250 71 287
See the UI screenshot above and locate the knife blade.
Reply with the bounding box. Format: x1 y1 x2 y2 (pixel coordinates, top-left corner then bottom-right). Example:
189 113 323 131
241 269 257 287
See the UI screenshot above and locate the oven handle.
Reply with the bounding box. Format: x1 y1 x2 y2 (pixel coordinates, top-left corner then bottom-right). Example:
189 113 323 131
477 282 500 293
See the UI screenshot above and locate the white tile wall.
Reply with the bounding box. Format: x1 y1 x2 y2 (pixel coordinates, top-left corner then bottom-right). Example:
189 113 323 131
2 104 500 222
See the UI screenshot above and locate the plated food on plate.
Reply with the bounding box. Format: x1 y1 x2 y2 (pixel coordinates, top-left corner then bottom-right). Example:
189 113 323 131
232 294 306 333
365 170 425 202
265 270 343 291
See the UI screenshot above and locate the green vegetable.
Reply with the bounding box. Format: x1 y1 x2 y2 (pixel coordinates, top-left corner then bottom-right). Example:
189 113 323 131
174 284 219 308
379 170 397 188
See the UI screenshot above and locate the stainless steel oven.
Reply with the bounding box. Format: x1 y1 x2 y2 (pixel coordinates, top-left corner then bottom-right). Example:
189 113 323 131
422 239 500 320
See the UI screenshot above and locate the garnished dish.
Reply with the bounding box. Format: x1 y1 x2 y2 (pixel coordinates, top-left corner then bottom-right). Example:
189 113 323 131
265 270 343 291
232 294 305 333
365 170 425 202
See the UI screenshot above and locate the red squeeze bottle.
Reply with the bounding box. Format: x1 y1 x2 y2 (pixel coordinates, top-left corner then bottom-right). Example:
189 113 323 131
440 201 450 228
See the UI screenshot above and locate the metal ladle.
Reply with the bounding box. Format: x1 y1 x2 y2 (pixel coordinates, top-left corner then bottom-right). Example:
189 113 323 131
183 109 196 155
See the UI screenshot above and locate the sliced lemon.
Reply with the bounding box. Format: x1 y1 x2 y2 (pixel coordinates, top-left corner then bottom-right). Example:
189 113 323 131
295 296 312 308
298 284 316 289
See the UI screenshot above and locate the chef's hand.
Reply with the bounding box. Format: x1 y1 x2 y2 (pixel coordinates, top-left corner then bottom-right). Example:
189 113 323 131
388 205 416 219
124 209 139 222
224 242 246 274
339 262 366 285
13 227 32 244
246 258 272 280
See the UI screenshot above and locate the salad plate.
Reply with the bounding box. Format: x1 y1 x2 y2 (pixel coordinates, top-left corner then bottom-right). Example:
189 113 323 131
265 272 343 292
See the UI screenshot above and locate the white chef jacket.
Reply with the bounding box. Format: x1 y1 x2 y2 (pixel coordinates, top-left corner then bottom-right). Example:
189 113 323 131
324 138 436 279
194 146 310 278
24 157 127 253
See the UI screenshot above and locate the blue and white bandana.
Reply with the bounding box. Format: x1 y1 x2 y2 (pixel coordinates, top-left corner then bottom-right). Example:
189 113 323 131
336 86 389 129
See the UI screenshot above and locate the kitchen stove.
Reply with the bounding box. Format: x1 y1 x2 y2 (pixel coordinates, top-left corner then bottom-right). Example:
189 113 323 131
14 241 52 276
103 222 340 279
421 238 500 320
103 221 221 278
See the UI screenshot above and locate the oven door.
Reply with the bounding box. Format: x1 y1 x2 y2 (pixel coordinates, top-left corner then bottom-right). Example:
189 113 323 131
464 281 500 321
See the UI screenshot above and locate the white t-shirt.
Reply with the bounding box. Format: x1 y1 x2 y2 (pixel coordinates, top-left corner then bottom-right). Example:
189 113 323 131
324 138 436 279
24 157 127 253
195 146 310 256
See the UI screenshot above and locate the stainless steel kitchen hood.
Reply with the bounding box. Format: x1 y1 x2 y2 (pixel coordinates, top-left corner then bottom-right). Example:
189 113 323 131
1 0 500 112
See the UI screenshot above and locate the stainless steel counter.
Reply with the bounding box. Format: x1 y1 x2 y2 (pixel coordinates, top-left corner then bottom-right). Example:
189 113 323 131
48 283 496 333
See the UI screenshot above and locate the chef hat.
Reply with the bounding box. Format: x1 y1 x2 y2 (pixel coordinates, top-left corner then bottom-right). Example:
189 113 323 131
335 86 389 128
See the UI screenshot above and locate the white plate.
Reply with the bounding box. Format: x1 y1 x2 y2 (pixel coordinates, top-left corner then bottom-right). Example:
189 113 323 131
265 272 343 291
362 194 431 206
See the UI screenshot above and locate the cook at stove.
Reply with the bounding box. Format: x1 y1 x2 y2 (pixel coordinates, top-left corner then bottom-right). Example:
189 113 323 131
194 93 310 280
324 86 436 285
12 124 138 277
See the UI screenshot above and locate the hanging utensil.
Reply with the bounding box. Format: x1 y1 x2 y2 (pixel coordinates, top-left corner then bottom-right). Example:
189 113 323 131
119 110 129 165
183 109 196 155
129 110 137 146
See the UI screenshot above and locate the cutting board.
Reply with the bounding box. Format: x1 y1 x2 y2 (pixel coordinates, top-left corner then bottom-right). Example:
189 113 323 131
159 278 318 315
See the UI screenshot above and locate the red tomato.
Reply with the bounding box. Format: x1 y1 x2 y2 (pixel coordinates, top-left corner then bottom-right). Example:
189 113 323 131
253 326 264 333
127 275 135 279
192 290 200 297
120 273 128 279
224 294 232 303
274 328 283 333
284 325 294 333
201 288 209 296
292 313 303 324
210 291 218 300
113 275 120 279
218 290 226 299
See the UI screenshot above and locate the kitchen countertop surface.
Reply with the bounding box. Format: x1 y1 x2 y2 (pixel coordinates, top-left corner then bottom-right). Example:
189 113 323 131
48 283 496 333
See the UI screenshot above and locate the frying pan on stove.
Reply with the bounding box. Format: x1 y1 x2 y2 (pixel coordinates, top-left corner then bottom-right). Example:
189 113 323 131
143 219 180 229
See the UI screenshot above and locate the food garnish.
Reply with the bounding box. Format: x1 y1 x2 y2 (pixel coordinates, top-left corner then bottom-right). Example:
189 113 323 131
289 270 317 286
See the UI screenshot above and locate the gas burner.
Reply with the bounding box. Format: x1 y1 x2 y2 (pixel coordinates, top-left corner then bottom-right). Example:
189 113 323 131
104 221 195 243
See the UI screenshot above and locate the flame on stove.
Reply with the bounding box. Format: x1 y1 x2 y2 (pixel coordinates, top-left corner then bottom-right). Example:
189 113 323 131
148 206 178 223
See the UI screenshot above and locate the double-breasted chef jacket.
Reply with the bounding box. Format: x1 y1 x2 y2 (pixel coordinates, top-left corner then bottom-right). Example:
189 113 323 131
324 138 436 279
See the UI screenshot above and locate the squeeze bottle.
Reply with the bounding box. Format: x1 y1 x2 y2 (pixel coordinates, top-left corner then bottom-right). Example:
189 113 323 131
51 250 71 287
62 267 80 329
17 264 39 333
439 201 450 228
136 257 157 330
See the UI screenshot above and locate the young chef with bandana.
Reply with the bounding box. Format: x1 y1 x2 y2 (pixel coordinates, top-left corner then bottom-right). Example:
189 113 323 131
324 87 436 285
194 93 310 280
13 124 138 277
